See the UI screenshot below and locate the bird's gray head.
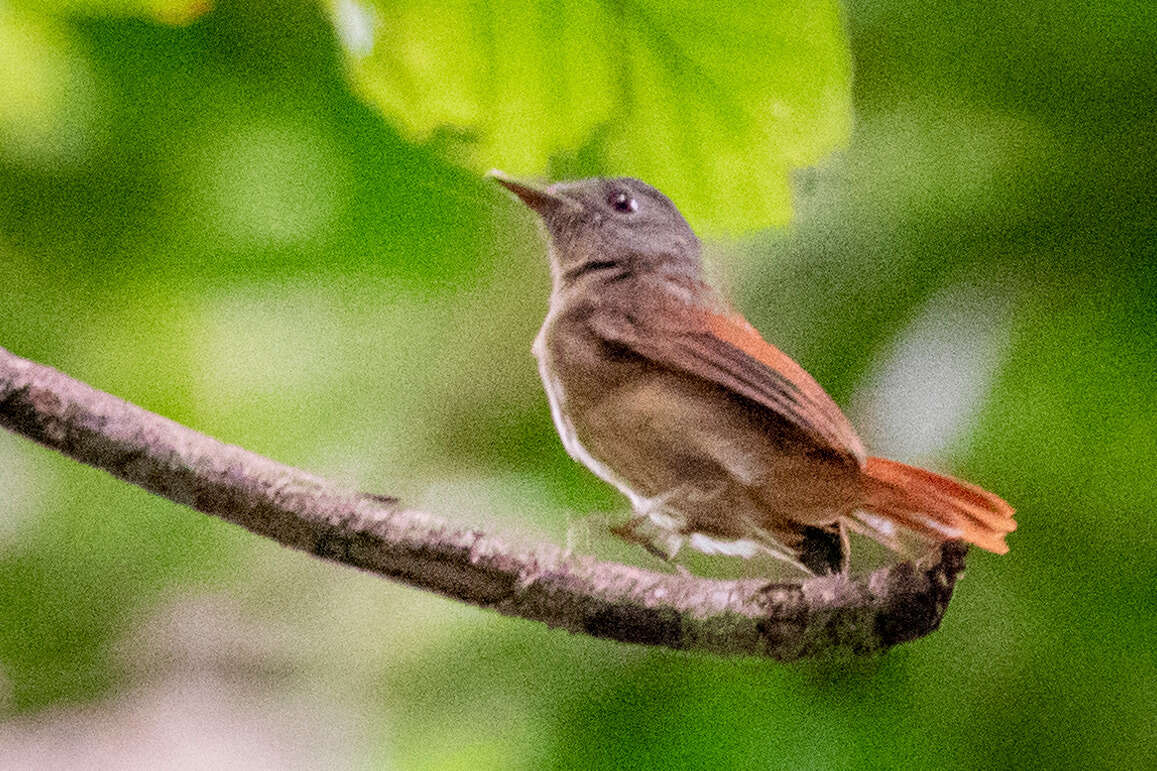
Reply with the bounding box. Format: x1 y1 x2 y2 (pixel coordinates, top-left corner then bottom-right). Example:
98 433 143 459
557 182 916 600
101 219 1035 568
491 173 701 283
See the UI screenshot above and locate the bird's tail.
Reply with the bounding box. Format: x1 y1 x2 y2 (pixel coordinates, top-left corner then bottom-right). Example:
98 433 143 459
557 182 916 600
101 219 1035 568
855 457 1016 554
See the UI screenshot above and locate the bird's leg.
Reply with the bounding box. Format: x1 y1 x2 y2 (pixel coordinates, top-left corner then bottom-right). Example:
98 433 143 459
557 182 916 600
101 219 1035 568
611 513 685 562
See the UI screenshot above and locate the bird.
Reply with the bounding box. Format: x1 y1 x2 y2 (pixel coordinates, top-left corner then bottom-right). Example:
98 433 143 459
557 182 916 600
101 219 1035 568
491 171 1015 575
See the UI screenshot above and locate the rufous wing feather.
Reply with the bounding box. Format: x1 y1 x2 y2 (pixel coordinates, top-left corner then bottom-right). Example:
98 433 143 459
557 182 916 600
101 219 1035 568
702 312 866 462
590 306 866 463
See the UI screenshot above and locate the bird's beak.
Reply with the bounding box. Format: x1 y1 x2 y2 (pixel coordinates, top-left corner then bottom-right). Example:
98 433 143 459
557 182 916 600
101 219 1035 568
488 170 573 219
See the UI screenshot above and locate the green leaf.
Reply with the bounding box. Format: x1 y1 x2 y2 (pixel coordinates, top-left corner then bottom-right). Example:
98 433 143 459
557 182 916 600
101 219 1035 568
327 0 852 232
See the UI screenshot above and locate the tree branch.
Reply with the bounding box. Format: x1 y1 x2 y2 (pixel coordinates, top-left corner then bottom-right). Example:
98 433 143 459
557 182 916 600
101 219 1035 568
0 346 968 659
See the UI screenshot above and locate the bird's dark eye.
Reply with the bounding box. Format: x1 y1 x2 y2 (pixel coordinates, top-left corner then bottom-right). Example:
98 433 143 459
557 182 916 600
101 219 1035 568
609 191 638 214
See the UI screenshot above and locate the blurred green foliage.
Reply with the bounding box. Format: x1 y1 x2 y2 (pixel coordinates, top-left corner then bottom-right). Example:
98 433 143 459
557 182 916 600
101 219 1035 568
1 0 1154 768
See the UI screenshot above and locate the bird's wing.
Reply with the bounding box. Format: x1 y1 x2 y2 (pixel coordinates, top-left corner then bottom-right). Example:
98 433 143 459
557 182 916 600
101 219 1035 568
590 304 867 465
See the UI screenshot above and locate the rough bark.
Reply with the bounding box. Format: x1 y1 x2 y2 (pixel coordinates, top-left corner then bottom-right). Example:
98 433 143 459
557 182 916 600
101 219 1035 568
0 346 968 658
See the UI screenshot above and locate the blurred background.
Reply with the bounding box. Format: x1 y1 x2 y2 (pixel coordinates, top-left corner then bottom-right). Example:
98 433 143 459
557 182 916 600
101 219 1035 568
1 0 1154 767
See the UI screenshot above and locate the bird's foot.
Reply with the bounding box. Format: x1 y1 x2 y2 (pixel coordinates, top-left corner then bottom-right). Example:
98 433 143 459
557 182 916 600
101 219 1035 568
611 514 685 562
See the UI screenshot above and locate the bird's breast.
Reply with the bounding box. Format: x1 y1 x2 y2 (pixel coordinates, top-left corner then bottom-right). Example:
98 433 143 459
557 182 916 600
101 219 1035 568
534 310 650 505
535 307 648 408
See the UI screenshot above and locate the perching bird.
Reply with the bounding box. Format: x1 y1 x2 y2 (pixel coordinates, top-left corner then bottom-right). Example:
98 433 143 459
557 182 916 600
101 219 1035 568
492 172 1015 575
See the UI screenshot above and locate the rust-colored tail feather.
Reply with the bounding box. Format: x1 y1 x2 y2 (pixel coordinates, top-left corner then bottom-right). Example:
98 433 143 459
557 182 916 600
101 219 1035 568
861 457 1016 554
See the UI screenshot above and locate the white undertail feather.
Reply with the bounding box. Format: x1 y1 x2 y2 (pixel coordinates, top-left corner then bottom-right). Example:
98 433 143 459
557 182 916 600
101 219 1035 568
688 533 760 558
